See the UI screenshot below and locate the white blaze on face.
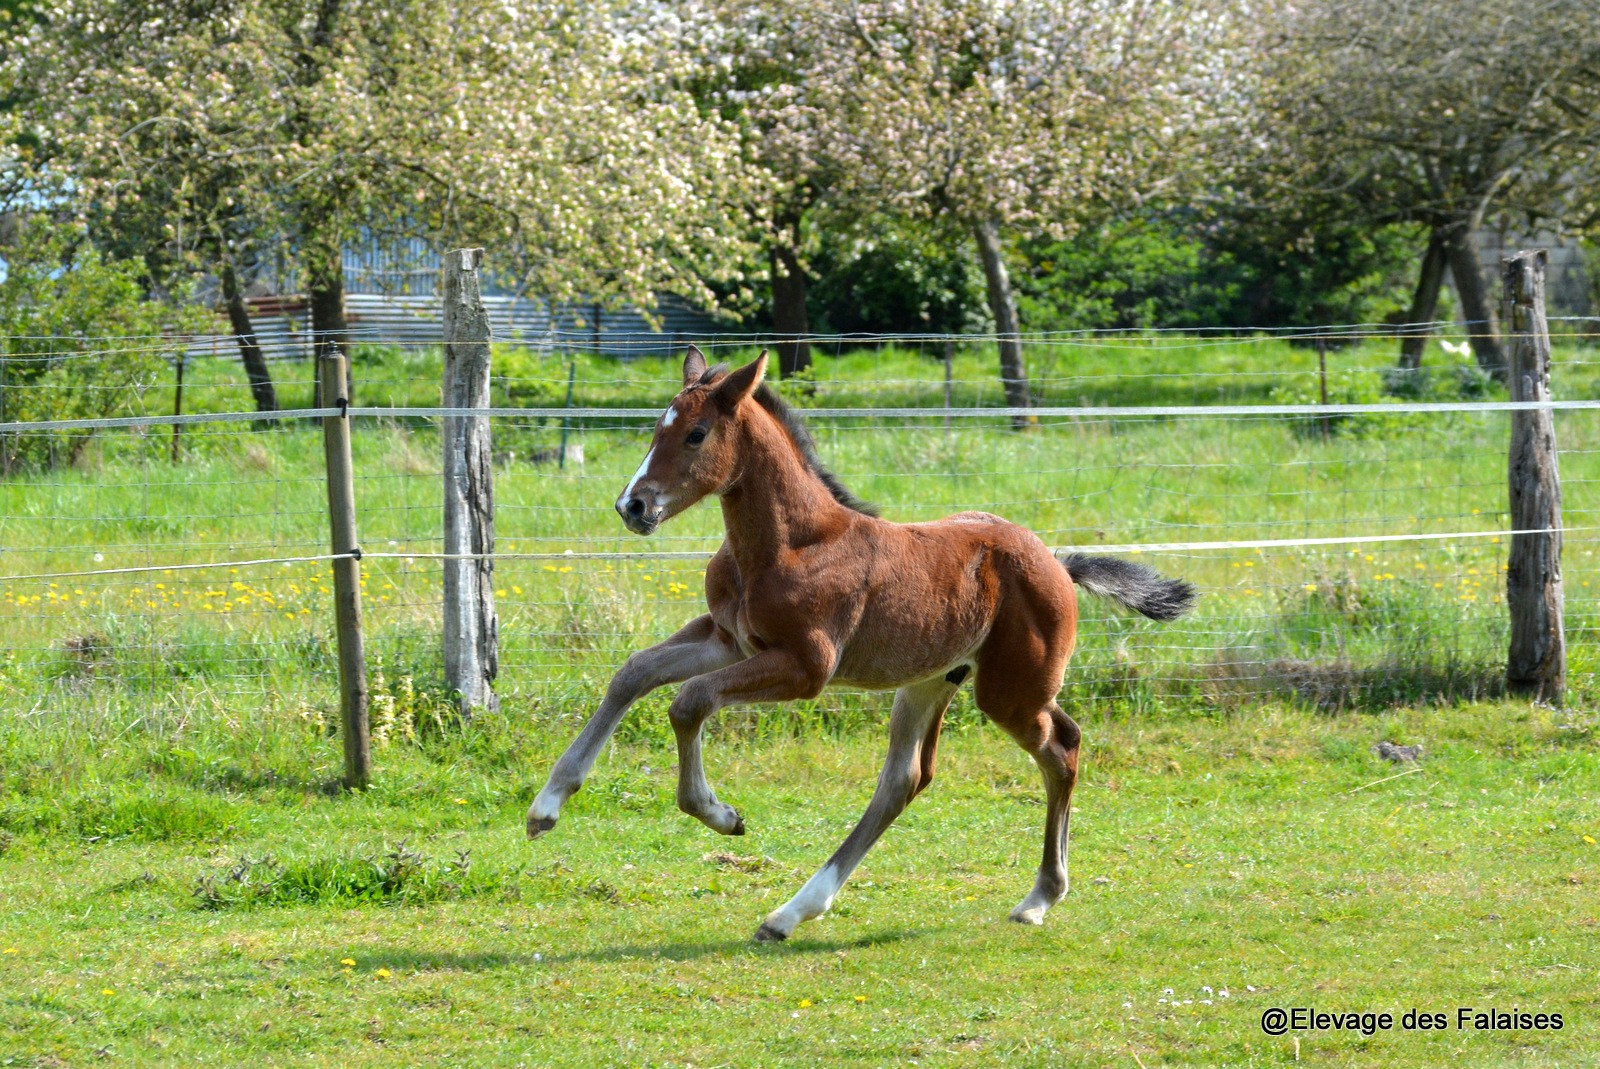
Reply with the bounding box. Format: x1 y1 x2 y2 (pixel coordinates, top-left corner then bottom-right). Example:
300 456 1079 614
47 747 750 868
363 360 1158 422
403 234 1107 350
621 447 654 505
662 405 678 428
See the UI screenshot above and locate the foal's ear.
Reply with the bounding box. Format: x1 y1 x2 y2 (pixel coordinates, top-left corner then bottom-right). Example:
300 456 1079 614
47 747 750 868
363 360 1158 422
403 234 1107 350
682 344 708 386
713 350 767 409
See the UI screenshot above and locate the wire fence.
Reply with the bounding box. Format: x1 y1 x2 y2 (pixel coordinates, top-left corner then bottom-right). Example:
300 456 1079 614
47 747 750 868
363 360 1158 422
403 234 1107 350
1 326 1596 734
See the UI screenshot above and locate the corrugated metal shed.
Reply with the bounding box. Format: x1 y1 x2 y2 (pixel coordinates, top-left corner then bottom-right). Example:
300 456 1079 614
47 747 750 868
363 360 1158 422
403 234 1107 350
187 238 735 361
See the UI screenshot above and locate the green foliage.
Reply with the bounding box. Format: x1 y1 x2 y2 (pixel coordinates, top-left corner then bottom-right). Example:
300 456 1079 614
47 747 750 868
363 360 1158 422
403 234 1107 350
1017 213 1423 332
0 217 205 470
806 222 985 335
1016 217 1233 330
1209 213 1421 328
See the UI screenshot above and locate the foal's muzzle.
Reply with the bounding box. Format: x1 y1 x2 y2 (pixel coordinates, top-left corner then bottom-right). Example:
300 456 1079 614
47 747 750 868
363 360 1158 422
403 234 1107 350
617 494 661 535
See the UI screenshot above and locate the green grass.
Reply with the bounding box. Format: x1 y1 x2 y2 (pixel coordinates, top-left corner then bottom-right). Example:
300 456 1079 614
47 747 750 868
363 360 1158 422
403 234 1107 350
2 701 1597 1066
2 335 1598 1064
4 335 1598 721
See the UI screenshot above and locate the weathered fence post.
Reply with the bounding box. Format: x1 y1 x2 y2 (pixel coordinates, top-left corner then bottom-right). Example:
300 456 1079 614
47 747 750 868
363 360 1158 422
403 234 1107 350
558 359 576 469
170 350 186 464
1503 249 1564 702
943 336 954 434
320 347 372 788
1316 335 1330 441
441 248 498 718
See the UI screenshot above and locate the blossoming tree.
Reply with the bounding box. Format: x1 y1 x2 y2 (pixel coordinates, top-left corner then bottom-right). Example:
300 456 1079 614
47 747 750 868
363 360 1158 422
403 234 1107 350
753 0 1233 416
4 0 759 400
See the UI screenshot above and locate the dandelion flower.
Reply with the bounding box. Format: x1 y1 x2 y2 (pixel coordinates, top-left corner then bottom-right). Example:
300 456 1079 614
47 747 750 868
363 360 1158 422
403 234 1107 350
855 995 867 1003
3 947 17 954
455 799 467 805
102 988 115 996
375 968 392 979
798 999 812 1008
1585 835 1596 845
340 958 357 967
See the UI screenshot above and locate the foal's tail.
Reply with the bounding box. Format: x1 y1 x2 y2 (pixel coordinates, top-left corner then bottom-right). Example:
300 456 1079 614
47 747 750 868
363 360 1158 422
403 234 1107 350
1060 554 1197 622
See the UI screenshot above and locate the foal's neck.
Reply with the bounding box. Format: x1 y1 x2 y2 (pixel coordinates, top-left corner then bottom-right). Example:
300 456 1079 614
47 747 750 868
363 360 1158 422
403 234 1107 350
718 404 851 570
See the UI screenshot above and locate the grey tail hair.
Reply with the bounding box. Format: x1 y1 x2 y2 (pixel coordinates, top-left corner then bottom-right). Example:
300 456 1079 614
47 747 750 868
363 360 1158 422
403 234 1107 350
1060 553 1197 622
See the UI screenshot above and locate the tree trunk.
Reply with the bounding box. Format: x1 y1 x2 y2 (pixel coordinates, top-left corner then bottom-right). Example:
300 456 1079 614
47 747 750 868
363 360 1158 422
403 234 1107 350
220 263 278 418
1443 224 1506 380
972 218 1033 428
1398 233 1447 370
770 242 812 379
308 250 351 405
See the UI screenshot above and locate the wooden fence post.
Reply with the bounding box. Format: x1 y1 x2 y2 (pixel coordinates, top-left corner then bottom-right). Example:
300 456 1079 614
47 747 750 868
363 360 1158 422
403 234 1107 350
1503 249 1564 702
320 347 372 788
943 336 954 434
170 350 185 464
441 248 498 718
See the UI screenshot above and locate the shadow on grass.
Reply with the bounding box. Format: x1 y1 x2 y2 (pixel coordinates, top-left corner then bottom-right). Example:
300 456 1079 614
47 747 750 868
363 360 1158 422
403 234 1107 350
357 926 939 972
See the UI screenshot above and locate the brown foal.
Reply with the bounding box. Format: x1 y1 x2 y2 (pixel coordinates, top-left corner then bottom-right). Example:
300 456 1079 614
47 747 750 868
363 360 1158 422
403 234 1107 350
528 346 1195 941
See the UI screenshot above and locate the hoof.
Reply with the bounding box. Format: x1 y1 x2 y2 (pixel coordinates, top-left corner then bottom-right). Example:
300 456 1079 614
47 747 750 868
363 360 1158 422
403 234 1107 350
753 922 788 943
1008 907 1046 926
728 813 746 836
527 815 557 840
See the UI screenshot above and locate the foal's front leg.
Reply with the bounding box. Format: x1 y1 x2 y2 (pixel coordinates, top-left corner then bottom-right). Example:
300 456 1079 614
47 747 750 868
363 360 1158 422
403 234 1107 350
667 644 832 836
527 615 740 838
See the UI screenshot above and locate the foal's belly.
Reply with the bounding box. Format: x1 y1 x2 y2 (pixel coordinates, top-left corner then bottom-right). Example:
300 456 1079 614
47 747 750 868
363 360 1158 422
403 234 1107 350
829 604 990 690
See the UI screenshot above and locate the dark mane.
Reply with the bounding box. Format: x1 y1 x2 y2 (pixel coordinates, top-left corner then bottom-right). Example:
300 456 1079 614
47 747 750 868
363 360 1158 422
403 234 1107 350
751 384 879 517
695 364 876 517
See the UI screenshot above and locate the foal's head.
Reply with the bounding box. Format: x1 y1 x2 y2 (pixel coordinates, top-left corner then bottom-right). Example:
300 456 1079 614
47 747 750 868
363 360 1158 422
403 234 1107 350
615 345 766 535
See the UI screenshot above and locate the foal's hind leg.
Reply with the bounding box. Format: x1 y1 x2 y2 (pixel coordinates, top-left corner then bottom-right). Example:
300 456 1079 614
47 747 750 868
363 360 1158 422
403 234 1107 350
1007 703 1081 925
527 615 740 838
755 674 960 942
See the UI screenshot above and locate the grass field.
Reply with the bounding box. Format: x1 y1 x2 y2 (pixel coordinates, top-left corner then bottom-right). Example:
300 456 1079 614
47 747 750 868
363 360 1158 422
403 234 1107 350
2 334 1598 1065
3 700 1597 1066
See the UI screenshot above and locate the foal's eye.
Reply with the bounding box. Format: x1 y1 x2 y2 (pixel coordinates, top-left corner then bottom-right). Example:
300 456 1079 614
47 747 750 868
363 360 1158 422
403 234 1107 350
685 427 707 446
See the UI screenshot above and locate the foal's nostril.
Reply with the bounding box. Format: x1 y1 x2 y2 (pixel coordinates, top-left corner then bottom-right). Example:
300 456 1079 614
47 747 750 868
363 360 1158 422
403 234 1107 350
625 497 646 518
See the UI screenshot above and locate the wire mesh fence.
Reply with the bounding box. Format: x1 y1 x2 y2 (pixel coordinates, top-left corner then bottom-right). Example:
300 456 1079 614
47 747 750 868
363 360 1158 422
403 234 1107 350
2 326 1596 736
